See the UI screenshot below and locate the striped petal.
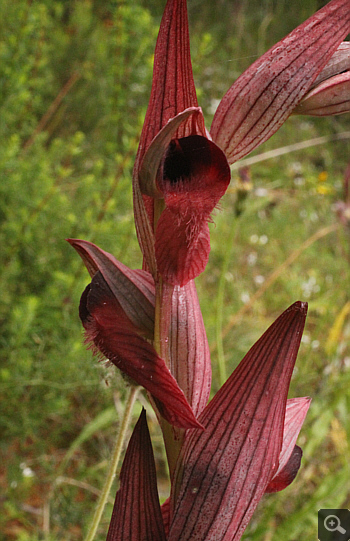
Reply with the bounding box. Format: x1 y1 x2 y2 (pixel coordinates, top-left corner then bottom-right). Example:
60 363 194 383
169 281 212 417
106 409 166 541
211 0 350 164
293 71 350 116
168 302 307 541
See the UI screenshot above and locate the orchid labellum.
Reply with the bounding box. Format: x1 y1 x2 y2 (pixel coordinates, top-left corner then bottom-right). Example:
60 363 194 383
68 0 350 539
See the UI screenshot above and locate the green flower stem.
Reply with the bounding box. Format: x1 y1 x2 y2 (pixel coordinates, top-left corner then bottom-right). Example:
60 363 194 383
84 385 140 541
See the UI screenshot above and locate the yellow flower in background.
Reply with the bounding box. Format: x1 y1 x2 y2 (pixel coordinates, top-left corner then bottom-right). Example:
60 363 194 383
318 171 328 182
317 184 333 195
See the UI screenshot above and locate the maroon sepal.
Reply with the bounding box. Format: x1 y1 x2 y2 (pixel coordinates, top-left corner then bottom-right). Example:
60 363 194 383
106 409 166 541
68 238 155 336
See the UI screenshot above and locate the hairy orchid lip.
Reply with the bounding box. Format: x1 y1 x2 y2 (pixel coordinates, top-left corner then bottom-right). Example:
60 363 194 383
154 134 230 286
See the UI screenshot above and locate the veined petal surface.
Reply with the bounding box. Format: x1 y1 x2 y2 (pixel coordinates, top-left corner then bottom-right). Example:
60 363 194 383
168 302 307 541
211 0 350 163
169 281 212 417
293 72 350 116
106 409 166 541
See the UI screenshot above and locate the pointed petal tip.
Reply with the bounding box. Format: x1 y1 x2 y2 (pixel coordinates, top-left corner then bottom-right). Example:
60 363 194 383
106 407 167 541
291 300 308 313
66 237 82 248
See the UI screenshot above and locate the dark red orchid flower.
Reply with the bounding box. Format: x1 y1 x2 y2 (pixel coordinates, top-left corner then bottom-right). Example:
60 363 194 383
107 302 310 541
134 0 350 287
133 0 231 286
68 238 202 430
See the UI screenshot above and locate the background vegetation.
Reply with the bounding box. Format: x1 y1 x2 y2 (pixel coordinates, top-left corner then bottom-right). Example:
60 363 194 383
0 0 349 539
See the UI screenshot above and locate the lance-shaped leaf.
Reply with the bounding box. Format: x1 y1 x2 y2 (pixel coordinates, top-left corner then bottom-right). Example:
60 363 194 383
106 409 166 541
168 302 307 541
293 71 350 116
132 0 205 272
169 281 212 417
265 396 311 493
211 0 350 164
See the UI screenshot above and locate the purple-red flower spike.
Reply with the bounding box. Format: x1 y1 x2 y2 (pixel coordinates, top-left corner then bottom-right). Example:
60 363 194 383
168 302 307 541
106 409 166 541
68 239 202 430
133 0 231 285
211 0 350 164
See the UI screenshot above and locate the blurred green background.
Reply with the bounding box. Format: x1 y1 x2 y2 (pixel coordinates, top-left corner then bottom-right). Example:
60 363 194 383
1 0 349 539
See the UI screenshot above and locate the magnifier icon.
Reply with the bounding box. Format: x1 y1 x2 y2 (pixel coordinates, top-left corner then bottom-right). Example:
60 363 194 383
324 515 346 534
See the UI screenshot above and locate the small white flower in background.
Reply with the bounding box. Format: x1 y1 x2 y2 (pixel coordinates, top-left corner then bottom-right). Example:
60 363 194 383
301 333 311 344
311 340 320 350
247 252 257 266
241 292 250 304
20 463 35 478
259 235 268 245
